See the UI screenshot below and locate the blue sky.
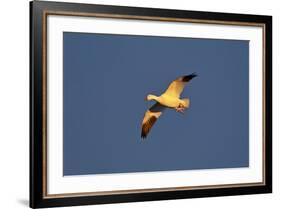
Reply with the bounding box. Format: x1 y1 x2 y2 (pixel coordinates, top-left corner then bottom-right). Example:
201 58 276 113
63 32 249 175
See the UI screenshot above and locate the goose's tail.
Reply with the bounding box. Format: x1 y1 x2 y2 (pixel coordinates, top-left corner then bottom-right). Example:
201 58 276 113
182 98 190 108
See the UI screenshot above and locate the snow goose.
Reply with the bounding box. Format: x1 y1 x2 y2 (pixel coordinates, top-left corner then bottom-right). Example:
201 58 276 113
141 73 197 138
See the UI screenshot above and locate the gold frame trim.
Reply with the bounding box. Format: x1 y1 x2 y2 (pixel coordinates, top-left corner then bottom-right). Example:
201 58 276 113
42 10 266 199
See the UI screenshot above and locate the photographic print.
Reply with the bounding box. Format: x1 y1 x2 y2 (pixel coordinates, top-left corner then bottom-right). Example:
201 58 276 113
63 32 249 176
30 1 272 208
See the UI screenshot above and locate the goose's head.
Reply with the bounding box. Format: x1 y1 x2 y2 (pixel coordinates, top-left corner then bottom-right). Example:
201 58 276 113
145 94 158 101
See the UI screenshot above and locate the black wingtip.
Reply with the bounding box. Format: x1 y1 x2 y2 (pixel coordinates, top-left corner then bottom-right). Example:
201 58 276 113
141 128 146 139
141 133 147 139
190 72 198 78
141 128 148 139
182 73 198 82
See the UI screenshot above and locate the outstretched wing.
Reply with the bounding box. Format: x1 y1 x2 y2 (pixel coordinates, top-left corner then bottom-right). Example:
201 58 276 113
163 73 197 98
141 103 166 139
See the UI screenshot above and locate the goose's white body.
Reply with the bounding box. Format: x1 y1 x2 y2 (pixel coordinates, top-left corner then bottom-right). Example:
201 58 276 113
151 94 190 109
141 73 197 138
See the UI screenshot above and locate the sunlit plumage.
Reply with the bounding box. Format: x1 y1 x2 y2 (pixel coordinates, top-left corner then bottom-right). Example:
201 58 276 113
141 73 197 139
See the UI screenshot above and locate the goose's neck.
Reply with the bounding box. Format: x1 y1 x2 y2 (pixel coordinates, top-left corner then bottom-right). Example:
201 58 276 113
148 94 160 102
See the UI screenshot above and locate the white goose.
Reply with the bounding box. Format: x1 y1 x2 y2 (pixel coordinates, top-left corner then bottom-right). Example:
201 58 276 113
141 73 197 138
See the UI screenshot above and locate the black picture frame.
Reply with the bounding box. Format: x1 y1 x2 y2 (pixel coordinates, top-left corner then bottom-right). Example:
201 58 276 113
30 1 272 208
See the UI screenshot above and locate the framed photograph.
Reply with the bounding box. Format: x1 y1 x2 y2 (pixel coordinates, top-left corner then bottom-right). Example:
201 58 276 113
30 1 272 208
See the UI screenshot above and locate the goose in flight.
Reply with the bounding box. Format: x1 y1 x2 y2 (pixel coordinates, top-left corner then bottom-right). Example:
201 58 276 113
141 73 197 139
